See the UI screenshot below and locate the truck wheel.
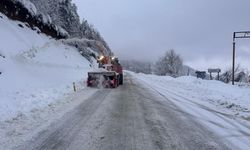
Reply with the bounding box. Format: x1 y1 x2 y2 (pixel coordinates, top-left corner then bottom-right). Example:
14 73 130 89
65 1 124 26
119 74 123 85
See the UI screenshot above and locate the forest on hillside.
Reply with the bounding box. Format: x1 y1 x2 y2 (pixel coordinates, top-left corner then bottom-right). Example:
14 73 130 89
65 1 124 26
0 0 111 59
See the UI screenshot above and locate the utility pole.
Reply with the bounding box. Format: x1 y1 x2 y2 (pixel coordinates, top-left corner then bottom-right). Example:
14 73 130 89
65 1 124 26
232 31 250 85
232 33 236 85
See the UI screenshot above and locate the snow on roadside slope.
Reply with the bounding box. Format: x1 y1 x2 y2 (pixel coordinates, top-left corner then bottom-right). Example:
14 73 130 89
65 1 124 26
176 76 250 115
133 72 250 117
0 12 92 122
130 71 250 149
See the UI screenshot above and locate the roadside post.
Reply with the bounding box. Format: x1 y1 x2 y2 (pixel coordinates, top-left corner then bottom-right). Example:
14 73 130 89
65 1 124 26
232 31 250 85
73 82 76 92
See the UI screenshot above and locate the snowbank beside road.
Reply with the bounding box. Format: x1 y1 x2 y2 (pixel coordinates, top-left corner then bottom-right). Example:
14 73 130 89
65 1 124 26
0 12 93 122
176 76 250 114
130 71 250 149
134 72 250 117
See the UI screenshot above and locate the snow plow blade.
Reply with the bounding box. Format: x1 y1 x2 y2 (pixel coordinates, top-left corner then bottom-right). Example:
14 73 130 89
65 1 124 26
87 71 119 88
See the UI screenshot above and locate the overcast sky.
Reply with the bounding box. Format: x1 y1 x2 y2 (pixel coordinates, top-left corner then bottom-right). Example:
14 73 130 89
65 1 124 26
73 0 250 71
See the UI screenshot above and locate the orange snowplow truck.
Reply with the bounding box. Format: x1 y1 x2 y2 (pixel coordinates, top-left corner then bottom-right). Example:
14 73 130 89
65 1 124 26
87 56 123 88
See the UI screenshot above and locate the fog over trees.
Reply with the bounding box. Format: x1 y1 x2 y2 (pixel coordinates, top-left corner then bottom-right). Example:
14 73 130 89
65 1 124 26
121 60 152 74
121 49 186 77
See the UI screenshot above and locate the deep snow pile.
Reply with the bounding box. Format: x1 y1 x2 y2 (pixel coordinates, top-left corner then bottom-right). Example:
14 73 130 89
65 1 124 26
130 71 250 149
0 13 93 122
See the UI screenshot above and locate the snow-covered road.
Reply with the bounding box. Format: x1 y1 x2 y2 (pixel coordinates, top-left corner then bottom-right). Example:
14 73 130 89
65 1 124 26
16 73 232 150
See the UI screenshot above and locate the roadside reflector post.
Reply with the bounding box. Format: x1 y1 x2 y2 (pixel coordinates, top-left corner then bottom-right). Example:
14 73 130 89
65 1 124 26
73 82 76 92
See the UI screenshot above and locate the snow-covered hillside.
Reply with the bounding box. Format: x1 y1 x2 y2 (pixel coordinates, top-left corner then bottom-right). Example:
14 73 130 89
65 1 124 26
130 71 250 149
0 12 94 122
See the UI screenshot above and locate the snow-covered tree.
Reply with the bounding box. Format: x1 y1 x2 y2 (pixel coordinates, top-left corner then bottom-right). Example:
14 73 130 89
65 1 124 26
154 57 167 76
30 0 81 37
30 0 111 50
219 64 249 83
154 49 183 77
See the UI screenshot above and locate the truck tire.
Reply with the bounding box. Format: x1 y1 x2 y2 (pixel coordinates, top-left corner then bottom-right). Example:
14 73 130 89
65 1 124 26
119 74 123 85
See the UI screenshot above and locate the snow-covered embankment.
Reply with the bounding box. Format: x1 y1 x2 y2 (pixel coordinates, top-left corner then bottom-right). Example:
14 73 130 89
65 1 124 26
0 12 93 122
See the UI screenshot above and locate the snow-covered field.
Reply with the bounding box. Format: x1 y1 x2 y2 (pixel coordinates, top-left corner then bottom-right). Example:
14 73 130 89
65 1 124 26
0 12 94 122
130 71 250 149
